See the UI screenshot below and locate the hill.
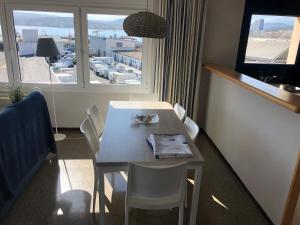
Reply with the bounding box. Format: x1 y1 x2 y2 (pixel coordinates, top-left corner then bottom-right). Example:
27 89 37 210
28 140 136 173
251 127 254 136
13 11 124 30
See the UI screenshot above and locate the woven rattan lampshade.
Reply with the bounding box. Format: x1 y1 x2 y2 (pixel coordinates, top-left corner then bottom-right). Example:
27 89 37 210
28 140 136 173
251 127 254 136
123 11 167 38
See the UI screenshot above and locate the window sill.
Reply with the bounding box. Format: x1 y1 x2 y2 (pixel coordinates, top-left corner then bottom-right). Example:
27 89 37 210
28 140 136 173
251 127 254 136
17 82 152 94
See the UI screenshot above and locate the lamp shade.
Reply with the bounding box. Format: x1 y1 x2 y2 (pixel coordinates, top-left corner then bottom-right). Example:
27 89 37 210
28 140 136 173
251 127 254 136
123 11 167 38
36 38 59 57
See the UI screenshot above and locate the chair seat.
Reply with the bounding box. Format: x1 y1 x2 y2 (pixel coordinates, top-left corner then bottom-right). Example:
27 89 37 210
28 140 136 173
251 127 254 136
127 194 181 209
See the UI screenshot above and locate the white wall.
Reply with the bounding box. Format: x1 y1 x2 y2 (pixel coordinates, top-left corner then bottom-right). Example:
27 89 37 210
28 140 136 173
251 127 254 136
198 1 300 224
198 0 245 125
204 72 300 225
43 91 158 127
202 0 245 67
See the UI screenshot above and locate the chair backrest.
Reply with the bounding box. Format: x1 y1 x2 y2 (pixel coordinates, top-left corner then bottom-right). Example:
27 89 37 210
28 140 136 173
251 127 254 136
184 117 199 142
173 103 186 121
86 104 104 137
127 162 187 201
80 117 100 160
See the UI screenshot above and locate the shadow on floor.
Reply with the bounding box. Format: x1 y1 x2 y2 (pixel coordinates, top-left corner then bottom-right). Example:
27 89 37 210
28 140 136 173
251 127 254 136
1 130 271 225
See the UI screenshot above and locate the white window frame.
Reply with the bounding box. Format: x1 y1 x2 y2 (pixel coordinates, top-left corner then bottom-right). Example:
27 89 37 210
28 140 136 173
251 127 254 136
5 4 84 90
0 2 155 94
0 3 15 86
81 8 155 94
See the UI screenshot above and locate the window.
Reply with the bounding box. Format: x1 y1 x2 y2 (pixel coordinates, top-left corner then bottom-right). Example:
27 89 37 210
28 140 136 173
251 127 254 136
12 10 78 84
1 5 152 93
245 15 300 64
0 20 9 83
87 14 143 85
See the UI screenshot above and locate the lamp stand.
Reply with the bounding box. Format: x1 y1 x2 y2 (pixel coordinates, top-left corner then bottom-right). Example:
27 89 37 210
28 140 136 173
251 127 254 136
48 57 66 142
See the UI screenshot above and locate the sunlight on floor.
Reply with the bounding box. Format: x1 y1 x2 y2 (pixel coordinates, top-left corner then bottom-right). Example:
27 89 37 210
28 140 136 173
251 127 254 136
57 208 64 215
57 159 123 213
212 195 228 210
120 171 127 181
188 178 194 185
104 174 114 203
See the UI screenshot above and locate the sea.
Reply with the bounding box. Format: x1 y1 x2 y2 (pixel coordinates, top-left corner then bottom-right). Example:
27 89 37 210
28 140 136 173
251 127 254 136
14 25 142 41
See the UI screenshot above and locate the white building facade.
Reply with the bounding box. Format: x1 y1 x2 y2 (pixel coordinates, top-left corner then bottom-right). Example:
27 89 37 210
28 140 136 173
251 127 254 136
113 51 142 70
18 29 38 56
89 36 136 57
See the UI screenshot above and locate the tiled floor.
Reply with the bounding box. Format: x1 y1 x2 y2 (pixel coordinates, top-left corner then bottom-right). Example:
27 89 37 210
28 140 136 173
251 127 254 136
1 130 271 225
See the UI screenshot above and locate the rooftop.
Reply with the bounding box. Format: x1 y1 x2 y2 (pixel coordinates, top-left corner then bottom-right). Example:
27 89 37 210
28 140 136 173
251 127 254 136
113 50 142 60
246 37 290 62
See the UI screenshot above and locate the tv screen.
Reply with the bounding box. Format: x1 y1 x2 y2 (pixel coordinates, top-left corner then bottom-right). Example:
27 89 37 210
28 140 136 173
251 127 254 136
236 0 300 85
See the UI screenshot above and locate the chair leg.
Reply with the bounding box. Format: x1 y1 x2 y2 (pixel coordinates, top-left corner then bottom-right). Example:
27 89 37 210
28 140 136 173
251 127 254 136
125 206 129 225
185 181 188 208
93 167 98 213
179 206 184 225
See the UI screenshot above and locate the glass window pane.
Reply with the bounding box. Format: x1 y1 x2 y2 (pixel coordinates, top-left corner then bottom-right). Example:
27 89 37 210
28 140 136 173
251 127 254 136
0 21 9 83
245 15 300 65
13 10 77 84
87 14 143 85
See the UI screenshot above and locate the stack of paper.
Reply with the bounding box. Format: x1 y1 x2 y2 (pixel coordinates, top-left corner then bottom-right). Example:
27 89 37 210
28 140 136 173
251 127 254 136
147 133 193 159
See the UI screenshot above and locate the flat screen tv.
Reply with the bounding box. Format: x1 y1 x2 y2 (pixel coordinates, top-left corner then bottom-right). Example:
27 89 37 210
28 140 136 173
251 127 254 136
236 0 300 85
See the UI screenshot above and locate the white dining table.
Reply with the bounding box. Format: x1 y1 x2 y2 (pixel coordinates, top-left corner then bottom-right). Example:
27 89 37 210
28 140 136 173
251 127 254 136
96 101 205 225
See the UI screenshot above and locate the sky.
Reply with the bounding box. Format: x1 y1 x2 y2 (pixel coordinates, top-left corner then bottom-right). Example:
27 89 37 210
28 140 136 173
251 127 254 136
251 14 296 26
14 11 126 21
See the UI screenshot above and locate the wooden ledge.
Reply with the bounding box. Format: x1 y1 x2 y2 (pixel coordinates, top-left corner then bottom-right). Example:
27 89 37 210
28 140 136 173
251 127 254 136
204 63 300 113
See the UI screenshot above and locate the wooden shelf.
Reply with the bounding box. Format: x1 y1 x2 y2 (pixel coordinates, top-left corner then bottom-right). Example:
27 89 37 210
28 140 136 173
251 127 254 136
204 63 300 113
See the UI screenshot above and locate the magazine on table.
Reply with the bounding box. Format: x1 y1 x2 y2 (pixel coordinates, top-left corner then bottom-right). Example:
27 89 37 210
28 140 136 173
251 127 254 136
147 133 193 159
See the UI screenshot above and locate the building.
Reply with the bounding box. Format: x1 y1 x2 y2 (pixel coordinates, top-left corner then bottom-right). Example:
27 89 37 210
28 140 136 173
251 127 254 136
252 19 264 31
50 37 75 56
18 29 38 56
18 29 75 57
89 36 136 57
245 38 290 63
112 49 142 70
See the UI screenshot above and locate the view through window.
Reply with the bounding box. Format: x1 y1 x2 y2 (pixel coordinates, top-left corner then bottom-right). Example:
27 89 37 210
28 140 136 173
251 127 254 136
0 22 9 83
13 10 77 84
87 14 143 85
245 15 300 64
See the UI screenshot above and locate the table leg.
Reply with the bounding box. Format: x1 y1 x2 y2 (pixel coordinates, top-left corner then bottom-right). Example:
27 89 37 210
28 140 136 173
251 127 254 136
189 166 203 225
98 168 105 225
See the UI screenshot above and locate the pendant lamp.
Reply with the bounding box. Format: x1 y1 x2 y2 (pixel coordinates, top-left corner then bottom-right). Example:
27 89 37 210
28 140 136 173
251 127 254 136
123 1 167 38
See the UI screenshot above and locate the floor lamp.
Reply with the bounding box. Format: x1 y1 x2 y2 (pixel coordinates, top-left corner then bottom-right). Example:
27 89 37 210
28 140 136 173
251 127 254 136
36 38 66 142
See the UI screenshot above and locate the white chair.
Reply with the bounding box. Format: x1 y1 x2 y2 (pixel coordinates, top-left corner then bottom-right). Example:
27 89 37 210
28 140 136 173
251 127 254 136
184 117 199 142
125 162 187 225
182 117 199 208
80 117 100 212
86 104 104 138
174 103 186 121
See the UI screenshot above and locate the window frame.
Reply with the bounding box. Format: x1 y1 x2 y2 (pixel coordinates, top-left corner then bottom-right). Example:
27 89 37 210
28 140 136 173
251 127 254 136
81 7 154 94
0 3 155 94
0 3 14 86
5 4 84 90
